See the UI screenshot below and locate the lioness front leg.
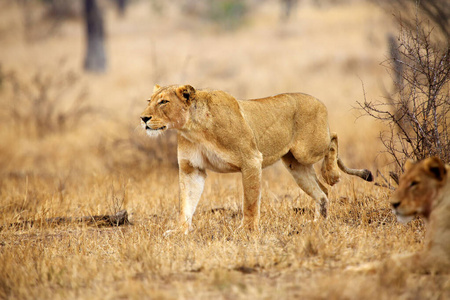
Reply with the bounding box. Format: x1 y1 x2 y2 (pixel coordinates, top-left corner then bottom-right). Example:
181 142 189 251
177 160 206 234
241 156 263 231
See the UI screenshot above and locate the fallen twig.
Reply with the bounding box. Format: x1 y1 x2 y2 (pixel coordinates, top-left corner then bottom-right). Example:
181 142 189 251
1 210 131 231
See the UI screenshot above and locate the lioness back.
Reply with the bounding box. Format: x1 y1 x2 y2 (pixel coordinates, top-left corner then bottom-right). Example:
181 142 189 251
238 93 330 167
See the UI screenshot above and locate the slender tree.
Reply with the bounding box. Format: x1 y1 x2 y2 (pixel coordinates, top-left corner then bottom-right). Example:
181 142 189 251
115 0 128 17
281 0 298 21
84 0 106 73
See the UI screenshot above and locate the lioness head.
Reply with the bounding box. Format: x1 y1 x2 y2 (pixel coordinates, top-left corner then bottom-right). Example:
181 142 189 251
140 84 196 137
390 157 447 223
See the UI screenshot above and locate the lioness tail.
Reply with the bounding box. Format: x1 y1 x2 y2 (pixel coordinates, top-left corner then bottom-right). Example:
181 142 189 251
337 158 374 182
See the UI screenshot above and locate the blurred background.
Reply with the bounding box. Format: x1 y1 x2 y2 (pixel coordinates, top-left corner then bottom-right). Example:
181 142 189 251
1 3 449 298
0 0 447 180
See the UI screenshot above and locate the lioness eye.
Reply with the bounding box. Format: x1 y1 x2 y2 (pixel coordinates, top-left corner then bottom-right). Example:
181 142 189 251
409 181 419 188
159 100 169 105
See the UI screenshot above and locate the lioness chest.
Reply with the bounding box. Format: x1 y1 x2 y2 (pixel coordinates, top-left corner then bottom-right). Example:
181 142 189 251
179 137 240 173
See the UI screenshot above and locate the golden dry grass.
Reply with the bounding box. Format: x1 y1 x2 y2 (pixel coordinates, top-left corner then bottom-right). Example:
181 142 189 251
0 0 449 299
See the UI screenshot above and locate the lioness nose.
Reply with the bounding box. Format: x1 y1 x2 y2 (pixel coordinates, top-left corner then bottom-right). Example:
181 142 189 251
141 116 151 123
391 202 400 209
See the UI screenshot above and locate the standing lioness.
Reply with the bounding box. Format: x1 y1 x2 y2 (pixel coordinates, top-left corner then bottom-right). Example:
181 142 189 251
141 84 373 232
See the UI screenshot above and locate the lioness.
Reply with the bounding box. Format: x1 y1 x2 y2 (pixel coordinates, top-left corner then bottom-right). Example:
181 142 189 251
140 84 373 232
389 156 450 273
348 157 450 274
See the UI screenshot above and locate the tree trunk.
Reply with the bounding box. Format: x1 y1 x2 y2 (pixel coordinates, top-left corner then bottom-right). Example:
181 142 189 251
116 0 127 17
281 0 297 21
84 0 106 73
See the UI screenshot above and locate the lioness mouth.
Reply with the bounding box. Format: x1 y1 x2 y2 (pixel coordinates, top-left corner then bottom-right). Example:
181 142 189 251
146 125 166 131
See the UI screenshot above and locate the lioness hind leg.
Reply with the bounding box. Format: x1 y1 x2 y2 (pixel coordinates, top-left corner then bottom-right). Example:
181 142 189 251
282 152 329 220
321 132 341 186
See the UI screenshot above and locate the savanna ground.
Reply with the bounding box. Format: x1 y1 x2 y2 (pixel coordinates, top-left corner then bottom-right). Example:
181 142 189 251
0 0 449 299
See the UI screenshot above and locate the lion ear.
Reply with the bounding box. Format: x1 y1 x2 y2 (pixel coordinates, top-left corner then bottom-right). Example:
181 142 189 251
176 85 196 103
153 84 161 93
424 157 447 182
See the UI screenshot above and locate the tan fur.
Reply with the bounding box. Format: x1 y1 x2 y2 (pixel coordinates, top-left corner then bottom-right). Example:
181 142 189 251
141 84 373 233
389 157 450 273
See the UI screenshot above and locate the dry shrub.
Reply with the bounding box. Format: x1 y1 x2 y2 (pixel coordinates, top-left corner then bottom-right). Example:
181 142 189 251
358 14 449 170
106 125 179 171
16 0 82 42
1 68 94 138
181 0 248 31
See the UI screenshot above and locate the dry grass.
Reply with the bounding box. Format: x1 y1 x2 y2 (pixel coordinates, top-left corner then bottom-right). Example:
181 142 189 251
0 0 449 299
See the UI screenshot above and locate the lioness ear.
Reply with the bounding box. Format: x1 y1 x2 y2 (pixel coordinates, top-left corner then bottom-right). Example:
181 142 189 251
176 85 196 103
424 157 447 182
153 84 161 93
404 159 415 172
